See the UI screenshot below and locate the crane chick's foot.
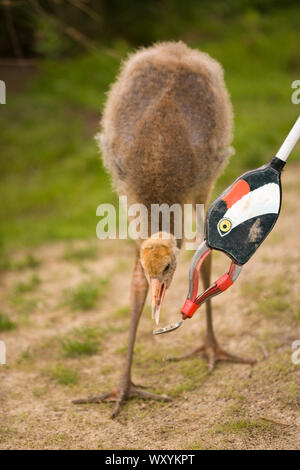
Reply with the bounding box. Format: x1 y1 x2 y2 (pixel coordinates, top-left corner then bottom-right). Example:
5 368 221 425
72 382 171 419
168 341 256 373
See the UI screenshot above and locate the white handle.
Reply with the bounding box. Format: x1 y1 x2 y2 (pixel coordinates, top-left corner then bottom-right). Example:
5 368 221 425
276 115 300 162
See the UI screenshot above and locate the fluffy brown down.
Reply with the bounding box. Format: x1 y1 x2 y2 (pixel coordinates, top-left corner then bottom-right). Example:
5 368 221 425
98 40 233 226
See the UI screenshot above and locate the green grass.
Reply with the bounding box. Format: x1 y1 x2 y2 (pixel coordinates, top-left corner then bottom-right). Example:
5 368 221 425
14 274 40 295
1 7 300 257
113 306 130 319
168 357 208 396
257 297 290 318
8 275 40 320
16 348 34 365
0 53 118 257
242 276 293 320
16 299 37 317
60 327 101 357
226 404 245 417
47 364 79 385
0 313 16 331
214 418 280 438
240 277 265 298
183 442 215 451
65 277 108 310
280 381 299 409
10 287 38 317
0 254 41 272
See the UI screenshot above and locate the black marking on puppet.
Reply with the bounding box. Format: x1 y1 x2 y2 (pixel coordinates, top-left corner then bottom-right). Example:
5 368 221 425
205 162 283 265
206 214 278 264
242 166 280 191
270 157 286 173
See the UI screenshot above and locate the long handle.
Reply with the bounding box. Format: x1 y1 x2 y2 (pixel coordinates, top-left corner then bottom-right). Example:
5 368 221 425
276 115 300 162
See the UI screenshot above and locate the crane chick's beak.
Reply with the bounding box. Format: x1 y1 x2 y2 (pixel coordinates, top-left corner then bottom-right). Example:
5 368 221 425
150 278 166 326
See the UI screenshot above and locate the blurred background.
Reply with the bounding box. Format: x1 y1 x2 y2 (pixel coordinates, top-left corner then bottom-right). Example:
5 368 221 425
1 0 300 259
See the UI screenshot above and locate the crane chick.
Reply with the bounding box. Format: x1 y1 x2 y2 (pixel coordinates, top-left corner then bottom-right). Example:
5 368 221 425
73 41 242 418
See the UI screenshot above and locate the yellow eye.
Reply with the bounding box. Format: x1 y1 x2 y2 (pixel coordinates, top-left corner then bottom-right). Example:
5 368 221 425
218 218 232 234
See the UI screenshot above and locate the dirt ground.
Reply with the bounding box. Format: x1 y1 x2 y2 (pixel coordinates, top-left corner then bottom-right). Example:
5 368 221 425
0 164 299 450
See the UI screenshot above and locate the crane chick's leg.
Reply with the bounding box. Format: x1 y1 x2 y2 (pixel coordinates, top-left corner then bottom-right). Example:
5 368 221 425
73 251 170 418
169 254 256 371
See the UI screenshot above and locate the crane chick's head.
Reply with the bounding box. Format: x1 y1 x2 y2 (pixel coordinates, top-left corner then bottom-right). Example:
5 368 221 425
140 232 179 325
